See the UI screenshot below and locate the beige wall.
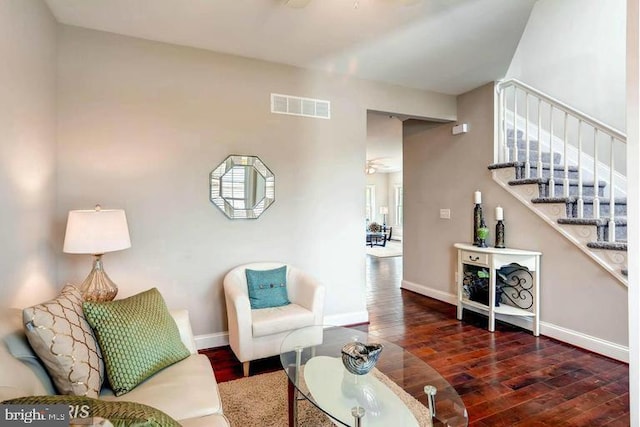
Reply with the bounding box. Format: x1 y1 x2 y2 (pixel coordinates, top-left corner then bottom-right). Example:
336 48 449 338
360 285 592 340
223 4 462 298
55 26 456 341
403 83 628 348
0 0 58 307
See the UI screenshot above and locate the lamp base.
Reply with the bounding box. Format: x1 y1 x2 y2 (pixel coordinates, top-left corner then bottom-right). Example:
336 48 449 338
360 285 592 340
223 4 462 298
80 255 118 302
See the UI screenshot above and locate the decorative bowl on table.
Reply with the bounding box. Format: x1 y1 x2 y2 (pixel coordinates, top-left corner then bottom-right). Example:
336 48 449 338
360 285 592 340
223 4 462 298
341 342 384 375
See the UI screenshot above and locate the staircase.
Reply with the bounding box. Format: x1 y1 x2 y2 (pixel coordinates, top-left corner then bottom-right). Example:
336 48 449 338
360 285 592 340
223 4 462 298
490 80 628 285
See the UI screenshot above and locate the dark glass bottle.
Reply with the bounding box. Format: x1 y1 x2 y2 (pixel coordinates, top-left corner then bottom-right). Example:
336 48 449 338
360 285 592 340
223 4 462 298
473 203 483 246
495 220 506 248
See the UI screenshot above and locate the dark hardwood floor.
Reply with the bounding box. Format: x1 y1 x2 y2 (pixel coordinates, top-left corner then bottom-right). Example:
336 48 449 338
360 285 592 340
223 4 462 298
201 255 630 426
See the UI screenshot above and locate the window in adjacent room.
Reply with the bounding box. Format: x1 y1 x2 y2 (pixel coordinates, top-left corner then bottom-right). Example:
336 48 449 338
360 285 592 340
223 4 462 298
394 185 403 226
365 185 376 223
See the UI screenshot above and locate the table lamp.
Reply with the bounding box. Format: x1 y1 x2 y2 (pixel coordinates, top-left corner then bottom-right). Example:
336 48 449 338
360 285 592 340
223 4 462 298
63 205 131 302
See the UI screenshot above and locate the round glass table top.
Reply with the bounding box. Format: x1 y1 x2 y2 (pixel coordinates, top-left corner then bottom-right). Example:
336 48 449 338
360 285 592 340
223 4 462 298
279 325 468 427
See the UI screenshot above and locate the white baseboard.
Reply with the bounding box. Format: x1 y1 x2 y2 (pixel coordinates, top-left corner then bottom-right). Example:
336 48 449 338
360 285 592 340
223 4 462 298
324 310 369 326
400 280 629 362
540 321 629 363
195 332 229 350
401 280 458 305
193 310 369 350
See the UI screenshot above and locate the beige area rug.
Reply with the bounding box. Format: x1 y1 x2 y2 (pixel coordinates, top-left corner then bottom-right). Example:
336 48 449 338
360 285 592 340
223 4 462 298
218 369 432 427
366 240 403 258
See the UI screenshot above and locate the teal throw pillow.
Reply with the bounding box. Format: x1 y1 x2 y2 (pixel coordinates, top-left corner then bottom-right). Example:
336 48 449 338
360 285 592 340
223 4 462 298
246 266 290 309
82 288 190 396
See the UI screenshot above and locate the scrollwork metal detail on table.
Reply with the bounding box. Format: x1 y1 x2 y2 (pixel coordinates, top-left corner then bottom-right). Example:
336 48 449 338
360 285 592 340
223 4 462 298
496 263 534 310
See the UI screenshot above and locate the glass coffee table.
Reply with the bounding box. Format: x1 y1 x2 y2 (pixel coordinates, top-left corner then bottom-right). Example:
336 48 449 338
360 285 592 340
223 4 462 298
280 325 468 427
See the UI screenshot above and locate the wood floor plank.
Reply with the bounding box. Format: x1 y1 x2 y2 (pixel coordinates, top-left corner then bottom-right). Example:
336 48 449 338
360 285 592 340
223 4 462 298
202 256 630 426
563 394 630 426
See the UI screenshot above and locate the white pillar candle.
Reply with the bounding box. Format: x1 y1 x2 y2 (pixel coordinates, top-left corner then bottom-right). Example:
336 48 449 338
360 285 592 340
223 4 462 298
474 191 482 204
496 206 504 221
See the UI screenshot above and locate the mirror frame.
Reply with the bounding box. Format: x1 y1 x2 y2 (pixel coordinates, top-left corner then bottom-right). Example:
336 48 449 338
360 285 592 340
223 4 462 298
209 155 275 219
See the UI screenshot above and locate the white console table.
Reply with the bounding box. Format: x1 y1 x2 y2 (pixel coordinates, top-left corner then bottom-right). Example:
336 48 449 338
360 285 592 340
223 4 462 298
454 243 541 336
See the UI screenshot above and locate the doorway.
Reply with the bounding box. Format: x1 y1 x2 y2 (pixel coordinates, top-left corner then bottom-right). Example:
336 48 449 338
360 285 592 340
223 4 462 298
365 111 403 270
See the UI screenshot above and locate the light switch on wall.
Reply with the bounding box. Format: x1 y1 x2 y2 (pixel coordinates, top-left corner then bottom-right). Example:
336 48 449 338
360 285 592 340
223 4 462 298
440 209 451 219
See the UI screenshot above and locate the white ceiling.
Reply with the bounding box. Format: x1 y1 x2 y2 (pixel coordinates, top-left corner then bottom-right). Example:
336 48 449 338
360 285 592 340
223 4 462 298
44 0 536 95
366 112 404 172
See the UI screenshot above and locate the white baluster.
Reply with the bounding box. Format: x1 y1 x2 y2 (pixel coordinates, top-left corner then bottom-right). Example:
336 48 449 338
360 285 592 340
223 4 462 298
608 136 616 242
513 88 518 163
593 129 600 219
563 113 570 197
577 121 584 218
502 87 509 162
549 106 555 197
525 93 530 178
537 98 543 178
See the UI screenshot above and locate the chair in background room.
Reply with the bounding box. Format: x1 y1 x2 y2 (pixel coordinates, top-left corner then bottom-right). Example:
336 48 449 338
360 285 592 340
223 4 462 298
223 262 325 376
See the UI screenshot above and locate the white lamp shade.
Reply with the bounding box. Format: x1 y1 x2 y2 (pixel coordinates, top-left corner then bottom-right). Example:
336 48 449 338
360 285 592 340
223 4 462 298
63 208 131 254
379 207 389 215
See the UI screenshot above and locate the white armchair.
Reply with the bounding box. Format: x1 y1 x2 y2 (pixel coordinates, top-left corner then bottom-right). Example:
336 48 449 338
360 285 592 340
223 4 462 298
223 262 325 376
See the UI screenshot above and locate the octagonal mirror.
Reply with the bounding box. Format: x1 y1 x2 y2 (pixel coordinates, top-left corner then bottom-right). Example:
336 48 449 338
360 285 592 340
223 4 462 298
210 155 275 219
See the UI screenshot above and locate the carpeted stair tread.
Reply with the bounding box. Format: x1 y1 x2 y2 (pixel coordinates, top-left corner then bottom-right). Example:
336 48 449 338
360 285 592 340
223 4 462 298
514 150 562 164
586 241 628 251
488 162 579 172
531 163 579 172
531 197 575 204
580 196 628 203
557 217 627 226
532 196 627 204
506 128 524 139
488 162 521 170
508 178 547 185
508 178 606 187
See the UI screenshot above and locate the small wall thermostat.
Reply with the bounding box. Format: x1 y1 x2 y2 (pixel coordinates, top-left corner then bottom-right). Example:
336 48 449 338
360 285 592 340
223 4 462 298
452 123 469 135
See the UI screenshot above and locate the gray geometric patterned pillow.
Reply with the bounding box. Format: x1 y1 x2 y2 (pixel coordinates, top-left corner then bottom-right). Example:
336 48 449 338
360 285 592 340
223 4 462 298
23 285 104 398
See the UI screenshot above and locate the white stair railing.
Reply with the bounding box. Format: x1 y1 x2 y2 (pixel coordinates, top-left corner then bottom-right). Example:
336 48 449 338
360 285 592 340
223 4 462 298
496 79 627 240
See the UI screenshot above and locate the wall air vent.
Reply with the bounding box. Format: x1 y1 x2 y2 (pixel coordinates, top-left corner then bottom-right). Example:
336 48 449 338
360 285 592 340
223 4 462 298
270 93 331 119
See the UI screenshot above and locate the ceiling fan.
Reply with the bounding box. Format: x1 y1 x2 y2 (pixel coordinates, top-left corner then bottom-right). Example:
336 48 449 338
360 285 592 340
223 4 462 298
285 0 421 8
366 158 393 174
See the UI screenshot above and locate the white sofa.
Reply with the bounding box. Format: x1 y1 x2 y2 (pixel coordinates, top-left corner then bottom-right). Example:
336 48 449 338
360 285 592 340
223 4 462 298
224 262 325 377
0 306 230 427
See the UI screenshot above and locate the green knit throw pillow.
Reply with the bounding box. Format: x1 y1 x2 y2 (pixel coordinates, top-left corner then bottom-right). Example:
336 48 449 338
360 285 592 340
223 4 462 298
83 288 190 396
2 395 181 427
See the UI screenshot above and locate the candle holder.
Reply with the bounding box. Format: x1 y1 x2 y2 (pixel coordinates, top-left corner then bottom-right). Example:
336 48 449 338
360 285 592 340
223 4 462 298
477 219 489 248
495 220 505 248
473 203 483 246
